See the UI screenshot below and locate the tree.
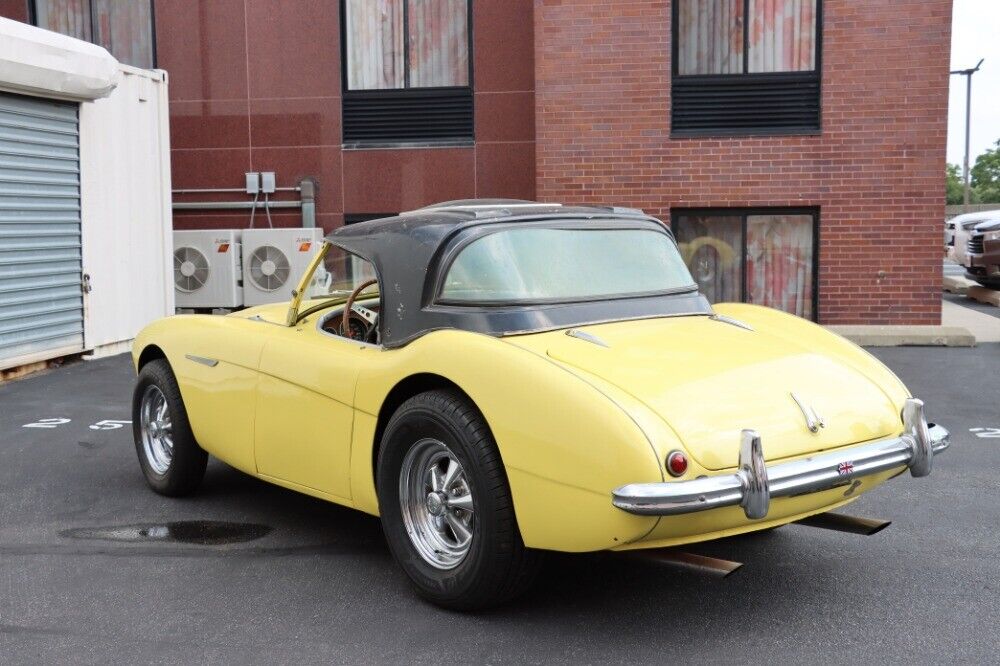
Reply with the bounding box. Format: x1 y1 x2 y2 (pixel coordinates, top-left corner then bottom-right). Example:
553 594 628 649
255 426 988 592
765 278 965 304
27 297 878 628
971 139 1000 203
946 163 967 205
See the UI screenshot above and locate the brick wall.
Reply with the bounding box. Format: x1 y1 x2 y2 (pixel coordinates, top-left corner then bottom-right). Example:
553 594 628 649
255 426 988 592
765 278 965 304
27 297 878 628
534 0 951 324
0 0 27 22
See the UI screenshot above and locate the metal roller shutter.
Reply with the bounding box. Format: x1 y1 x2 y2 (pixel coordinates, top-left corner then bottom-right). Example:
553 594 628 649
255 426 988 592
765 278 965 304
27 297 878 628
0 92 84 369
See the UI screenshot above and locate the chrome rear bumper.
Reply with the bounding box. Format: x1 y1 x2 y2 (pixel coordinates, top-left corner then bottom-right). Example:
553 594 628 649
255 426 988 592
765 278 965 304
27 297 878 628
612 398 949 519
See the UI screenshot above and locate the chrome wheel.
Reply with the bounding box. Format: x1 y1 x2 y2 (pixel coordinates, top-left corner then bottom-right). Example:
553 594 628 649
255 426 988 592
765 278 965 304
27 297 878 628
139 385 173 475
399 438 475 570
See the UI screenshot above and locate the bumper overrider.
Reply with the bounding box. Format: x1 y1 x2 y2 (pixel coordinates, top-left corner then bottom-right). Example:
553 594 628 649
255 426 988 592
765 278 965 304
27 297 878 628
612 398 949 519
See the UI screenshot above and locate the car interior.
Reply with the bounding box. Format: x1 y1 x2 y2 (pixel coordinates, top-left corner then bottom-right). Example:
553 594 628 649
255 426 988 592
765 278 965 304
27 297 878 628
316 297 381 344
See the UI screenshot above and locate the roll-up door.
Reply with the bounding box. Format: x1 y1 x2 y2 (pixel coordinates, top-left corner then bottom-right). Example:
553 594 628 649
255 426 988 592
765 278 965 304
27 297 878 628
0 92 84 370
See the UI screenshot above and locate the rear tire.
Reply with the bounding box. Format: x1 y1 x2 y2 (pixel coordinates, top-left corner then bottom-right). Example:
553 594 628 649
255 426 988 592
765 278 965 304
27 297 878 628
132 359 207 497
377 389 541 610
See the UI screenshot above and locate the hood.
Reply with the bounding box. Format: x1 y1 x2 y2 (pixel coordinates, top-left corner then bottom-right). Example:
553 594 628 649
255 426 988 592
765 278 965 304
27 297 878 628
229 301 291 324
506 315 899 471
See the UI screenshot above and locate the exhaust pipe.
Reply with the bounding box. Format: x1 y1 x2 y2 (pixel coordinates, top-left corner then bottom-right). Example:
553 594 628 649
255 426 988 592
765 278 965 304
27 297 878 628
796 511 891 536
631 549 743 578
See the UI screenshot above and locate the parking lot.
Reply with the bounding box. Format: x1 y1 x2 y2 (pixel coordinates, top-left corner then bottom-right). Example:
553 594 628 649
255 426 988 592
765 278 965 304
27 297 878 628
1 343 998 664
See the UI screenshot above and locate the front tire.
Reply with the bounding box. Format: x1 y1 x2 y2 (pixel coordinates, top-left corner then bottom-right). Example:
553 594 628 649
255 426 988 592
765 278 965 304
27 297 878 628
132 359 207 496
377 390 541 610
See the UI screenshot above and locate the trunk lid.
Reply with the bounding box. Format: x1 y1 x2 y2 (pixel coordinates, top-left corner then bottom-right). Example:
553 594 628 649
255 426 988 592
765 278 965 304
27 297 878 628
506 316 899 470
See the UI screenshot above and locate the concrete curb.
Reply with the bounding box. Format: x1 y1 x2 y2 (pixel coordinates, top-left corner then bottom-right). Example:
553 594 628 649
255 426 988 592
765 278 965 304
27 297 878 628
827 325 976 347
943 275 977 294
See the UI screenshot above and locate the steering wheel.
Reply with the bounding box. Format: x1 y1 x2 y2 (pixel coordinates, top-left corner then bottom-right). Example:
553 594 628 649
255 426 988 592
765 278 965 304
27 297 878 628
341 279 379 340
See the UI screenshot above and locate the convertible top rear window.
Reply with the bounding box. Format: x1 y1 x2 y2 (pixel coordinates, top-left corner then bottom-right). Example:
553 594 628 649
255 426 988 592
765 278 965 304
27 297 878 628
439 227 696 304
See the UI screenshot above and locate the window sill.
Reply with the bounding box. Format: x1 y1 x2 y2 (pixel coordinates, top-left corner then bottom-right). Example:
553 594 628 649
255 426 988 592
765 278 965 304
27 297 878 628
342 139 475 151
670 128 822 139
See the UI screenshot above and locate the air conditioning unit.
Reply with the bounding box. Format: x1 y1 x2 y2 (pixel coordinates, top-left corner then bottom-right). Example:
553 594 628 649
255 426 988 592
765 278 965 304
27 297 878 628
173 230 243 309
241 228 325 306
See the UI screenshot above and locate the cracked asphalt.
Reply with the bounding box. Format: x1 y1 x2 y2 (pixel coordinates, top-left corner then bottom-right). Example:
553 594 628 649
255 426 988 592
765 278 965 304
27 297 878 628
0 344 998 664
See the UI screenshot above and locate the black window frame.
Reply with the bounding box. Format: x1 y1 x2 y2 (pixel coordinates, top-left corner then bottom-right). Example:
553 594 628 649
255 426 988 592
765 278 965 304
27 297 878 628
339 0 475 148
29 0 157 69
670 0 822 137
671 206 820 321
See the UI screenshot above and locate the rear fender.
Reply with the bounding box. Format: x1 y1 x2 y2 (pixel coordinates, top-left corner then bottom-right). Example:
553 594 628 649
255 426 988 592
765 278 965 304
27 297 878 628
352 330 666 551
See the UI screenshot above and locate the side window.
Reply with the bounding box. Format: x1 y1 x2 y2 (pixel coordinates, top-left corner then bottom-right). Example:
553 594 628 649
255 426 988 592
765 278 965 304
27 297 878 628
341 0 473 145
33 0 155 69
317 244 380 343
673 209 818 320
343 214 395 285
320 244 378 295
672 0 820 135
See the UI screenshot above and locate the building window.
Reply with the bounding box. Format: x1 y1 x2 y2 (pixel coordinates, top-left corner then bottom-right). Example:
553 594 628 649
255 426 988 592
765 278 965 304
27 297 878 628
673 209 818 320
672 0 821 135
341 0 473 146
32 0 155 69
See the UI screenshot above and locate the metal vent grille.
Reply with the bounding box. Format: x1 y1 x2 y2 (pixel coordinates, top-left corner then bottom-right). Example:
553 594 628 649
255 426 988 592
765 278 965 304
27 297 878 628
248 245 290 292
672 72 820 136
173 246 210 293
968 235 985 255
343 88 474 145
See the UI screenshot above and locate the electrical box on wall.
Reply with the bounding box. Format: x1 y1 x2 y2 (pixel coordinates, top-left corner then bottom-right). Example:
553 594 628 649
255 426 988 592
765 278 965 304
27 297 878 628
261 171 276 194
245 172 260 194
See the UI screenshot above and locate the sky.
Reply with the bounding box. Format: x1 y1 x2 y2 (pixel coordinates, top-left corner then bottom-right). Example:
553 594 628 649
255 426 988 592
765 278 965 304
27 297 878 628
947 0 1000 168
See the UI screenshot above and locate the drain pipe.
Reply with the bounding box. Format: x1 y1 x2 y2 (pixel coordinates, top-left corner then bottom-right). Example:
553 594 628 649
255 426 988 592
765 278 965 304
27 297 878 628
300 178 316 228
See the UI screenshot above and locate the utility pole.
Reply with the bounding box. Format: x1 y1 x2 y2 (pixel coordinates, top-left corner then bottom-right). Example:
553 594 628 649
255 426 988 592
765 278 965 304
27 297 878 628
951 59 984 212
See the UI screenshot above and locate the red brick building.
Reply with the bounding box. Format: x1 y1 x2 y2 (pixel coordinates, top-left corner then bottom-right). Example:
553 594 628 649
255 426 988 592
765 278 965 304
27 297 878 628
0 0 951 324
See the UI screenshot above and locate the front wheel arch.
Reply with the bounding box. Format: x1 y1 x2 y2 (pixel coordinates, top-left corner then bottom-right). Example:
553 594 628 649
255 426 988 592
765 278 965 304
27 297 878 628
136 344 167 371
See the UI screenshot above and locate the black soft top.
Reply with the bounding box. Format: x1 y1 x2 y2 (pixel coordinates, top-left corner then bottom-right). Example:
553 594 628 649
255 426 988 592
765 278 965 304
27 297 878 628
326 200 713 348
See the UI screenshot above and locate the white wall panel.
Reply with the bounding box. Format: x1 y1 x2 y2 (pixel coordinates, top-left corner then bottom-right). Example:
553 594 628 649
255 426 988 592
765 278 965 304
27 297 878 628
79 65 172 357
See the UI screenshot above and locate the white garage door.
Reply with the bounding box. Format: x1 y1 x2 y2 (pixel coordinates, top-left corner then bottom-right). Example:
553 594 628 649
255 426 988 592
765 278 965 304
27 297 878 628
0 92 84 370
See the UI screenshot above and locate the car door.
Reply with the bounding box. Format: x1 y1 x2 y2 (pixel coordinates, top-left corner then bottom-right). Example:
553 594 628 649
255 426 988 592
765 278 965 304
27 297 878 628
252 312 376 503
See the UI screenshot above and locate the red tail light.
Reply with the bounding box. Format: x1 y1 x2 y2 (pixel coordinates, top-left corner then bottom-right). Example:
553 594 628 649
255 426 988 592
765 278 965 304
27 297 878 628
666 450 688 477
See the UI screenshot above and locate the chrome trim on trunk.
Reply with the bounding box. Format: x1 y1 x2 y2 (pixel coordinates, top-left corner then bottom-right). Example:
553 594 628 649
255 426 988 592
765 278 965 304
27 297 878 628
566 328 609 348
612 398 949 519
709 314 754 331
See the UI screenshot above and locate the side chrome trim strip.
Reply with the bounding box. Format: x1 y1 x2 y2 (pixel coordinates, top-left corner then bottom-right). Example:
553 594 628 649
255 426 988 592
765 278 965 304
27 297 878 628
185 354 219 368
612 398 949 519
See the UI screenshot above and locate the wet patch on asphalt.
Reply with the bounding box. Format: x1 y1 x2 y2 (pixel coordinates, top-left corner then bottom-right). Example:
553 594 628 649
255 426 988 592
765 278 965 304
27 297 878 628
60 521 272 546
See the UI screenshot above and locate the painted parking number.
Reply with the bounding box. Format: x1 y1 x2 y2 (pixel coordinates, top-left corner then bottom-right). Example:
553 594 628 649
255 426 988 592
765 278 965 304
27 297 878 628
89 420 132 431
970 428 1000 439
22 418 71 429
21 418 132 430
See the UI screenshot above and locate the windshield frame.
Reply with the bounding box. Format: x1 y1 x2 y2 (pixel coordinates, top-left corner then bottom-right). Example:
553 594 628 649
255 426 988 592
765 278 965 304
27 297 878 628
285 241 384 331
429 220 698 307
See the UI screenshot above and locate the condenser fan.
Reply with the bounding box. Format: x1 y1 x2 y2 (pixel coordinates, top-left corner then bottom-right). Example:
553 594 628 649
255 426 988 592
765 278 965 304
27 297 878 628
174 246 210 293
248 245 291 292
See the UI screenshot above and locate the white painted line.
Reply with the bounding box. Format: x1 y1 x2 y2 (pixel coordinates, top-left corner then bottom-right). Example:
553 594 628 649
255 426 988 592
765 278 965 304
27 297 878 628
970 427 1000 439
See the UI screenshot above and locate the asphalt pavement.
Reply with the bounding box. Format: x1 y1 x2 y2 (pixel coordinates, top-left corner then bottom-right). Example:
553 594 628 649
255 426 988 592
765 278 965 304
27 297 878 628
1 345 998 664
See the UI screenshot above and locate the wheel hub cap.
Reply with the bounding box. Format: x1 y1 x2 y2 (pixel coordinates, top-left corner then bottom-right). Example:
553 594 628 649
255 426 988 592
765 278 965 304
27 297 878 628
399 438 476 570
139 385 174 476
426 492 446 516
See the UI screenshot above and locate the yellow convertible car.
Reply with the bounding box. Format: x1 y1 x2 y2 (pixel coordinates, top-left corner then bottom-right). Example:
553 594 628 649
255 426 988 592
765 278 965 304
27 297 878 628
132 200 949 609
